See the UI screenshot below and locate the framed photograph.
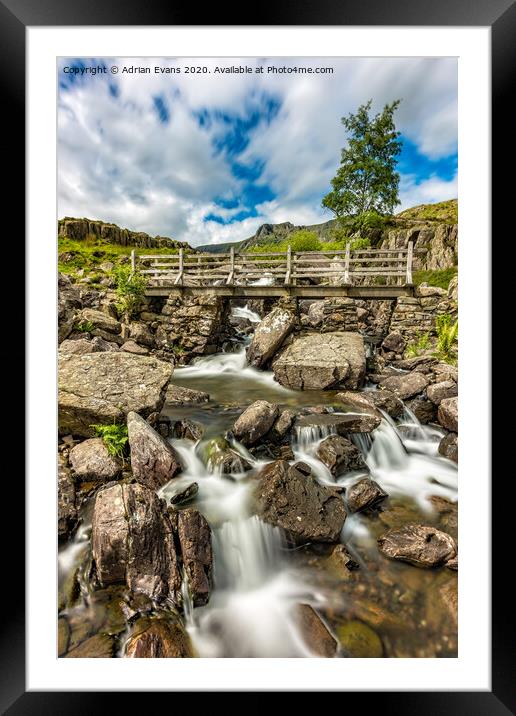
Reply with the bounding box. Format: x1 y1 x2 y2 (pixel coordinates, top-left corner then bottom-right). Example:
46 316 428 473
4 0 511 709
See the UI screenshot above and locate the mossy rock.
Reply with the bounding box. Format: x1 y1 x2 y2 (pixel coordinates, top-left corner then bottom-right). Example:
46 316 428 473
336 620 383 658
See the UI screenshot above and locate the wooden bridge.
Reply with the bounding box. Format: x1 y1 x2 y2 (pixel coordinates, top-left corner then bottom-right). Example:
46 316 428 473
133 241 418 299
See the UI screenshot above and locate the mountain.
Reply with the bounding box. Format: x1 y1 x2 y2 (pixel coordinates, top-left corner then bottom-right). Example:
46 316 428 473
58 217 191 250
197 200 458 253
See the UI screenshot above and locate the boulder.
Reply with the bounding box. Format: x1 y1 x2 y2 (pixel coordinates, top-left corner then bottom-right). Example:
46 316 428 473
381 332 406 354
78 308 121 335
121 340 149 356
294 604 338 657
316 435 365 475
296 412 380 435
390 356 437 372
92 482 182 604
377 524 457 568
69 438 123 482
346 478 388 513
165 384 209 405
448 274 458 301
58 455 78 541
254 460 346 544
427 380 458 406
272 332 366 390
173 419 204 441
433 362 458 384
438 432 458 463
59 336 119 355
129 321 155 348
58 352 172 437
269 409 297 442
127 411 181 490
335 389 403 418
176 508 213 607
232 400 279 446
438 396 458 432
125 617 193 658
405 396 436 424
246 307 296 368
378 371 429 400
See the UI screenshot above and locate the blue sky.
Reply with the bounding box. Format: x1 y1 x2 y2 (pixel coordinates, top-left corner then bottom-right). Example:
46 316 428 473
58 57 457 246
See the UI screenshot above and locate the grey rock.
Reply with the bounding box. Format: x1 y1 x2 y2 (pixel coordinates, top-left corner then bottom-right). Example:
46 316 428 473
294 603 338 657
438 432 458 463
165 384 210 405
246 307 296 368
176 508 213 607
272 332 366 390
58 352 172 437
346 478 388 513
254 460 346 544
58 454 78 540
316 435 365 475
169 482 199 505
232 400 280 446
127 411 181 490
69 437 123 482
379 371 429 400
78 308 121 335
405 395 437 424
377 524 457 568
438 396 458 432
122 340 149 355
92 482 181 603
427 380 458 405
296 412 380 434
382 332 406 353
173 418 204 441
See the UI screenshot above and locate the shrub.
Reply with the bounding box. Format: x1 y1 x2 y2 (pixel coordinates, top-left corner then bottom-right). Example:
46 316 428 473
434 314 458 365
90 423 129 459
285 230 321 252
74 320 94 333
113 265 147 319
350 211 390 233
412 267 458 290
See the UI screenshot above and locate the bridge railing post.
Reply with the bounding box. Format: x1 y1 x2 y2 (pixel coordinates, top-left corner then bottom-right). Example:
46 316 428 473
174 248 184 285
285 245 292 285
227 246 235 284
406 239 414 285
344 242 351 284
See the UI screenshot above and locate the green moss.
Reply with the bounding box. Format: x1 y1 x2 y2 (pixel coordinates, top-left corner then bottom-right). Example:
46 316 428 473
335 620 384 657
412 267 457 289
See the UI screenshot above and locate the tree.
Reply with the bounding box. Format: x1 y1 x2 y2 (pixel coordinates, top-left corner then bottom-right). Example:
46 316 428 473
322 100 402 218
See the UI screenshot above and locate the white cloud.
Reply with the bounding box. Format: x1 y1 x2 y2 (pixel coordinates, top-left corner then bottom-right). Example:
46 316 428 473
58 57 457 245
398 171 458 212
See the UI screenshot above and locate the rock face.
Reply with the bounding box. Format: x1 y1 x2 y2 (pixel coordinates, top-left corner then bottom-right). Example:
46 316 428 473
58 455 78 540
127 411 181 490
69 438 123 482
176 509 213 607
232 400 279 446
58 353 172 437
437 396 458 432
378 371 429 400
125 617 193 658
294 604 338 657
92 482 182 604
296 412 380 435
254 460 346 544
346 478 388 513
272 332 366 390
58 216 189 250
58 274 82 343
316 435 365 476
165 384 209 405
246 307 296 368
59 336 119 355
377 524 457 568
77 308 121 336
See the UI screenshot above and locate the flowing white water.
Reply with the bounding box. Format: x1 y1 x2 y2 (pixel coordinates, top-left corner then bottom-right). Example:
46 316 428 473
231 304 261 323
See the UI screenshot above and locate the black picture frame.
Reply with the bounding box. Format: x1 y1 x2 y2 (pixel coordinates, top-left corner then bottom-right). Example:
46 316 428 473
3 0 512 711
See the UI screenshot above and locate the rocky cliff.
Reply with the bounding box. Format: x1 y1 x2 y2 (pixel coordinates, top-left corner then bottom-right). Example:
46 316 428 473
58 217 191 250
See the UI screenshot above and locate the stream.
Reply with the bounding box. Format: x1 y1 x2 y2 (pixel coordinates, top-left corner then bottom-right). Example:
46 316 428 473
59 304 458 658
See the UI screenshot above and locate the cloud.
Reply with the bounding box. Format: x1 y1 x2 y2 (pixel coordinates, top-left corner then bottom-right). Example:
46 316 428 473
58 57 457 245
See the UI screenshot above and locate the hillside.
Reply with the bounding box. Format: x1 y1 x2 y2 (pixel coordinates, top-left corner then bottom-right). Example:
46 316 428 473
58 217 190 250
198 200 458 253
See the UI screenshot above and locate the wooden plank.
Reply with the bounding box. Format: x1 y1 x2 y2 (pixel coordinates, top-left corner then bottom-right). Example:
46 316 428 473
144 284 414 299
406 239 414 284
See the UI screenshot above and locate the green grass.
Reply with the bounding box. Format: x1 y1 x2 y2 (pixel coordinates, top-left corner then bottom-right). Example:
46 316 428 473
405 332 432 358
396 199 457 224
412 267 457 290
58 237 184 277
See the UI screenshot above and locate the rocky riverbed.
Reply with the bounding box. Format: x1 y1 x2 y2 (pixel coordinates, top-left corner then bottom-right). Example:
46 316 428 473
58 277 458 658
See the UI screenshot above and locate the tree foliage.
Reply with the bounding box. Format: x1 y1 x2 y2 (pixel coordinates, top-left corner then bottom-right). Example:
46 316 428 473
323 100 402 218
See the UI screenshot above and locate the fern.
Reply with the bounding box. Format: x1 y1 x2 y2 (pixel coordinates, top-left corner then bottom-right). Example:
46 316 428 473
434 314 458 365
90 423 129 459
405 332 431 358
